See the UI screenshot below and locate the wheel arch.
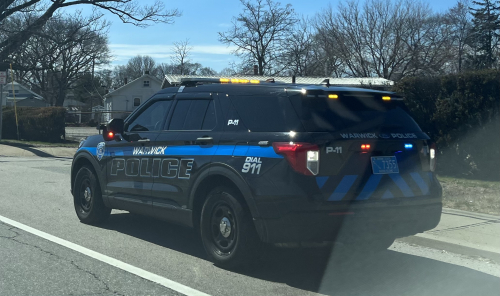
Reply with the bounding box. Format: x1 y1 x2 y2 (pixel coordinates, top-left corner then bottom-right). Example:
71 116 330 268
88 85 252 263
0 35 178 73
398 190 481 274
189 164 261 230
71 152 106 203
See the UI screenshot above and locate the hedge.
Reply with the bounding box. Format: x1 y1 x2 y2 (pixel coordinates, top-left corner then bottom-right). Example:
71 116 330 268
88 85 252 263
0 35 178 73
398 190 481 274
394 70 500 180
1 107 66 142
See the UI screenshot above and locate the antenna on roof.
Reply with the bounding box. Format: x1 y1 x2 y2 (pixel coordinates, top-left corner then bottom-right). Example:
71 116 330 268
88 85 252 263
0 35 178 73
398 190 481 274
266 78 275 83
321 79 330 88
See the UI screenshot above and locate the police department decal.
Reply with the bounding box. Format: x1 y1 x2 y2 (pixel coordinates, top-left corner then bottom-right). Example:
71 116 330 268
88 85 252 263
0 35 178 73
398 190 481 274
96 142 105 161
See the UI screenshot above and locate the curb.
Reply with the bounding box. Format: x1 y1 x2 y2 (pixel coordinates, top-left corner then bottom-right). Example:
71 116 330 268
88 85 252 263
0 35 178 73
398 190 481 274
442 207 500 220
397 236 500 264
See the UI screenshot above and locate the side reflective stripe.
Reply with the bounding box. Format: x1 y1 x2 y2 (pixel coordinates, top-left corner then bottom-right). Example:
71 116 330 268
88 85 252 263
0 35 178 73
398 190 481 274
356 174 382 200
328 175 358 201
381 190 394 199
316 176 329 189
410 172 430 195
389 174 414 197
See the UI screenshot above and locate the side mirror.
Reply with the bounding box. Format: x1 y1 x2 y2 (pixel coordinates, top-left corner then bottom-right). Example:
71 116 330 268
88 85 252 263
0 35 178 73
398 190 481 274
102 118 124 141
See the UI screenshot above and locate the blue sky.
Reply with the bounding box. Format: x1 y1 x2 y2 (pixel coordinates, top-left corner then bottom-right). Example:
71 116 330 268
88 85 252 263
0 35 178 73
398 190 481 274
64 0 460 72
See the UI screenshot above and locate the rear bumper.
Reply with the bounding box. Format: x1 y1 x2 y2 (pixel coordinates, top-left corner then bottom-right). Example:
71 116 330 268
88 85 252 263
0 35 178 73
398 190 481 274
254 199 442 244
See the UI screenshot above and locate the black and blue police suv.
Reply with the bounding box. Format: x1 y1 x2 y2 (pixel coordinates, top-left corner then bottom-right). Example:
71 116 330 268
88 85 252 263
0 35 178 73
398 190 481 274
71 78 442 268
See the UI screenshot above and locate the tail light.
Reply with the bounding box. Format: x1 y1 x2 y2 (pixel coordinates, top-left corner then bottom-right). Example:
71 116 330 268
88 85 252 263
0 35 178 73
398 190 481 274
429 143 437 172
273 142 319 175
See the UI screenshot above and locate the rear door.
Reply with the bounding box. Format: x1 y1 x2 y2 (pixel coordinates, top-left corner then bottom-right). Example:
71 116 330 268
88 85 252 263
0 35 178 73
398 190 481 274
288 91 434 202
151 93 220 219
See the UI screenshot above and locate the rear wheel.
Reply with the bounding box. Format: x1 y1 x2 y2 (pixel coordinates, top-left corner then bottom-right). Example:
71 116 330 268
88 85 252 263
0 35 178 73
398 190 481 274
73 165 111 224
200 187 260 269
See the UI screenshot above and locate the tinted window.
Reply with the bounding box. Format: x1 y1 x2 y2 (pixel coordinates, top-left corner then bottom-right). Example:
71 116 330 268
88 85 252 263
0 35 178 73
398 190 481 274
169 100 213 130
202 100 216 130
229 95 302 132
289 93 422 132
127 100 172 132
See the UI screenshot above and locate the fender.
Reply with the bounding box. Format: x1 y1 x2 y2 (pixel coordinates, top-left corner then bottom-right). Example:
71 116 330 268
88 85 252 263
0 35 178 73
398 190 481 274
188 162 261 220
71 150 110 207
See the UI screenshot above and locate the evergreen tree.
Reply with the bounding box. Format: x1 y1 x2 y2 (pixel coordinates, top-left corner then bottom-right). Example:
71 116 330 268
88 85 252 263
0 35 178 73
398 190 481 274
467 0 500 69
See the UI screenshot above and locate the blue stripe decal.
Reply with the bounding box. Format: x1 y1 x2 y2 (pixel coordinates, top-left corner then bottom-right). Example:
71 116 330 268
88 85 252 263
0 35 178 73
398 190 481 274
233 145 249 156
246 146 283 158
410 172 430 195
356 174 382 200
389 174 414 197
381 190 394 199
163 146 219 156
214 145 235 156
328 175 358 201
316 177 329 189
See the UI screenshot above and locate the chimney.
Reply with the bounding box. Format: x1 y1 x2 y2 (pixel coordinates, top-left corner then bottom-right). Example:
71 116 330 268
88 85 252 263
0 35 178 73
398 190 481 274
253 65 258 75
124 77 128 84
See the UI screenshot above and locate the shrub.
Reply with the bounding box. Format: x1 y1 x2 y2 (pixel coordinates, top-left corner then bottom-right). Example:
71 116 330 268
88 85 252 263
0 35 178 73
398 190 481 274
394 70 500 180
1 107 66 142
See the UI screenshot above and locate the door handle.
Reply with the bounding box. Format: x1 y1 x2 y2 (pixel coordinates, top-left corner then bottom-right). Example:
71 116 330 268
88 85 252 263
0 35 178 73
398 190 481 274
196 137 213 144
138 138 150 142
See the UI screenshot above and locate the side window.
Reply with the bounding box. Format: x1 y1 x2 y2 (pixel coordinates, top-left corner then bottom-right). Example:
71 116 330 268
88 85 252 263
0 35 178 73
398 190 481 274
202 100 216 130
134 98 141 106
168 100 215 130
127 100 172 132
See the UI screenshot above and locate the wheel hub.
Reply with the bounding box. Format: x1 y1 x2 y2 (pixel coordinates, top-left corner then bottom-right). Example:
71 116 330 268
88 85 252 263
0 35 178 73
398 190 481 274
219 217 232 238
83 187 92 202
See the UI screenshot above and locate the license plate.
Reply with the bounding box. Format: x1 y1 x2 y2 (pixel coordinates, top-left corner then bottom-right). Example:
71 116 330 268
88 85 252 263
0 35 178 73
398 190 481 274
371 156 399 174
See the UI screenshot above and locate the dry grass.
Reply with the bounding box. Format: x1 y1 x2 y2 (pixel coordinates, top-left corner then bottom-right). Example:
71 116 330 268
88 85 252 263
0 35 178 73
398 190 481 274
438 176 500 216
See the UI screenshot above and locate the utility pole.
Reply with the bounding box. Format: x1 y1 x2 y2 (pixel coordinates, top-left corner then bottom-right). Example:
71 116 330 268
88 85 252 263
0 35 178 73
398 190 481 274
0 70 7 140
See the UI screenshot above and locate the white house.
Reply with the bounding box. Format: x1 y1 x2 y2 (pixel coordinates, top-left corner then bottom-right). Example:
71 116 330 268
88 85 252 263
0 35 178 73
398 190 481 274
104 73 162 121
1 81 47 107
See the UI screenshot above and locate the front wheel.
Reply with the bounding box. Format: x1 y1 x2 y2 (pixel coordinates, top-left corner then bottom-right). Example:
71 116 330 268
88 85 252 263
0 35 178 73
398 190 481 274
200 187 260 269
73 165 111 224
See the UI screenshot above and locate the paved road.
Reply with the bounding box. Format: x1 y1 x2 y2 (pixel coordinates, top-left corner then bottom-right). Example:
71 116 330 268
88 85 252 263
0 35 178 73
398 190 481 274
0 156 499 296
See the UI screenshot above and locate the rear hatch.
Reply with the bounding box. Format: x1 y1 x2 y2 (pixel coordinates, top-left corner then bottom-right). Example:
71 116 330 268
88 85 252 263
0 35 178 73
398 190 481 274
288 89 435 202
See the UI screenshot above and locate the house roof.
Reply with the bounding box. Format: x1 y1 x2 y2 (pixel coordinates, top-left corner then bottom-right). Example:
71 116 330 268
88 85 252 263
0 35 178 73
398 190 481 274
105 74 163 99
161 75 394 88
6 81 44 100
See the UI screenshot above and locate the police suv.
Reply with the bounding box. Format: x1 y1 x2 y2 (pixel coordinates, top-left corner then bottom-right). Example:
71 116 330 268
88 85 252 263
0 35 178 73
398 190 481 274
71 78 442 268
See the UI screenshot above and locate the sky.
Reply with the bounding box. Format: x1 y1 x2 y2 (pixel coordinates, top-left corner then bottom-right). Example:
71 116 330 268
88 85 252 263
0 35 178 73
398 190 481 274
62 0 461 72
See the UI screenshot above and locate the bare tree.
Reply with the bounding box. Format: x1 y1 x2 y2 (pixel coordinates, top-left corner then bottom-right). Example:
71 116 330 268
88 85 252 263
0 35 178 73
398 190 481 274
0 0 180 67
218 0 297 75
281 17 318 76
445 0 473 72
11 12 110 106
171 39 192 75
314 0 453 80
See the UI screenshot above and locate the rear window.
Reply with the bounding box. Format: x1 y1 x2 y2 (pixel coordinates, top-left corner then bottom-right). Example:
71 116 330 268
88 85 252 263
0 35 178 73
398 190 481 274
289 93 422 132
229 95 303 132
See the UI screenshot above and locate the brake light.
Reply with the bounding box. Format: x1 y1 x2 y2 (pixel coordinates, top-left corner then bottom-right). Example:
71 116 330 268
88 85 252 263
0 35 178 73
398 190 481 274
361 144 371 150
430 143 437 172
273 142 319 175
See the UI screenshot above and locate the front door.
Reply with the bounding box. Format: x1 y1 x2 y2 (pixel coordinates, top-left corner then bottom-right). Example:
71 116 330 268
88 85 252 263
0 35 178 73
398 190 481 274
105 99 173 215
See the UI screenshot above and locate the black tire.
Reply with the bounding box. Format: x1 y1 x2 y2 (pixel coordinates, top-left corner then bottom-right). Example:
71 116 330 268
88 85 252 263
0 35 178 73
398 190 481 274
200 187 260 269
73 165 111 224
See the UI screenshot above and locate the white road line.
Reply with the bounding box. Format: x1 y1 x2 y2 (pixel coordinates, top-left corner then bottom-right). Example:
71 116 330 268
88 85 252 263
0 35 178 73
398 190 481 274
0 214 211 296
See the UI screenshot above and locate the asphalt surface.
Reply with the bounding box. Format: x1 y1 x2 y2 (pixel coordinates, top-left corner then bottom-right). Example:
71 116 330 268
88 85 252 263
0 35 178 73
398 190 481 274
0 156 499 296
